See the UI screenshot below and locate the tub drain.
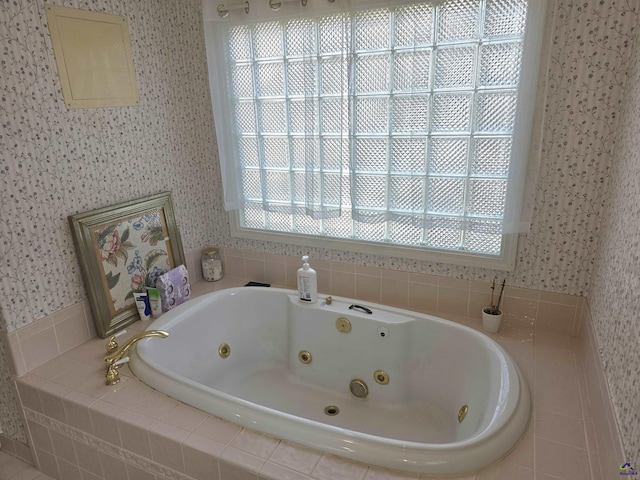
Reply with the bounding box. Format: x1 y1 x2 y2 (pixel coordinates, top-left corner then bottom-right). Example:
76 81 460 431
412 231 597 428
324 405 339 416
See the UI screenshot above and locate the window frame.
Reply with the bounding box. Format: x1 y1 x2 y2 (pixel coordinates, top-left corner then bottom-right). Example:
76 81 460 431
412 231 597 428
210 0 546 271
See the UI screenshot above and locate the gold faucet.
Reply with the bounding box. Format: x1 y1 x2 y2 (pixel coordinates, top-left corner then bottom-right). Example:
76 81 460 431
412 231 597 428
104 330 169 385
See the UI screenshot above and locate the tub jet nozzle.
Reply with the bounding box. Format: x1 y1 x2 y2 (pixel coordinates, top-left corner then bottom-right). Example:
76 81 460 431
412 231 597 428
349 379 369 398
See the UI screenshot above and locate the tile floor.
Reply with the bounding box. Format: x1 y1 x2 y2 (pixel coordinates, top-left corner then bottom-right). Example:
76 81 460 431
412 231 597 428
0 451 52 480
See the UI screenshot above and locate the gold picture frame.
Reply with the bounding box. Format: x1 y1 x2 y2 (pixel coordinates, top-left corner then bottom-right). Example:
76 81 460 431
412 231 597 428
69 192 185 338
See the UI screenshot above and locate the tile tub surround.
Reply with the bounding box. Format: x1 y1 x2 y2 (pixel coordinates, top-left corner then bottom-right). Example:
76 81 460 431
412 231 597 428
2 254 585 381
14 286 603 480
576 304 626 480
220 248 586 335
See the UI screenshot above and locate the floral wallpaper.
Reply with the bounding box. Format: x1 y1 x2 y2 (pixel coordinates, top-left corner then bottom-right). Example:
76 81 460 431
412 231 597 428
0 0 639 461
0 0 217 442
212 0 639 299
589 11 640 463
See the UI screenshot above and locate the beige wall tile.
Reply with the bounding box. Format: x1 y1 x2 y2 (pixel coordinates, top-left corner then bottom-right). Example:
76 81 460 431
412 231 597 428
381 278 409 309
13 439 34 466
355 274 381 303
183 433 224 480
54 312 91 354
503 285 540 300
269 442 321 475
260 461 311 480
316 268 330 296
311 455 368 480
535 409 587 449
438 277 469 290
27 421 52 454
331 271 355 298
220 447 264 477
73 441 102 476
501 296 537 321
16 317 54 342
101 376 153 408
244 250 265 260
50 303 84 325
131 391 179 419
355 265 381 277
501 433 533 470
63 391 94 434
285 263 300 290
38 382 70 423
49 429 77 465
52 361 104 392
468 291 491 319
127 463 156 480
161 404 208 432
469 279 491 293
534 438 589 479
98 450 128 479
539 290 579 306
364 467 421 479
117 410 155 459
407 273 438 285
534 353 581 418
224 255 246 278
476 462 534 480
309 258 331 270
263 252 288 264
536 302 576 335
20 327 60 372
330 261 355 273
193 416 242 444
230 429 279 459
89 400 123 446
35 448 59 479
4 332 27 376
149 422 189 472
224 247 245 258
407 282 437 314
437 287 469 317
380 269 408 282
244 258 266 282
264 261 287 287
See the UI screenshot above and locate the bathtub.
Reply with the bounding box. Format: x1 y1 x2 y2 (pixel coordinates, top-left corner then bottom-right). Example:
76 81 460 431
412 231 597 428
129 287 530 475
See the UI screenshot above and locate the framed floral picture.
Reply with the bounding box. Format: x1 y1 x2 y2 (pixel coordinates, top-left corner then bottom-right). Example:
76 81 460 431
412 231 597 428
69 192 185 338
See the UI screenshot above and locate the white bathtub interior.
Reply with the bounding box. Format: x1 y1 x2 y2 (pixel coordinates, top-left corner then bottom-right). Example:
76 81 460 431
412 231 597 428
130 287 530 475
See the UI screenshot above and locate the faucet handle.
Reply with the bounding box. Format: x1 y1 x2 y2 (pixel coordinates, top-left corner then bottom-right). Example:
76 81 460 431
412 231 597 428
104 356 130 386
105 329 128 354
105 364 120 385
105 336 118 354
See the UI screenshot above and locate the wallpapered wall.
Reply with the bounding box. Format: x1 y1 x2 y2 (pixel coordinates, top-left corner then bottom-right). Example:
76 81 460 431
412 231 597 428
208 0 639 297
0 0 638 457
0 0 218 441
589 17 640 463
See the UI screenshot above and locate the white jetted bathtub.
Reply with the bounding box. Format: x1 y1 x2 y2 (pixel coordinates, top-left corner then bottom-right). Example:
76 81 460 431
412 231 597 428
130 287 530 475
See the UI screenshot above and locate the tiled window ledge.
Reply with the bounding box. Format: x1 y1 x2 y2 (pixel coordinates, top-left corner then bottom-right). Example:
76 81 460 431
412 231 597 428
4 263 586 380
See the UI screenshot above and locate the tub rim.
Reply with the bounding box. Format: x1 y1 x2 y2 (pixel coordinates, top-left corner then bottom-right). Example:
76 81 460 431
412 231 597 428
130 287 531 474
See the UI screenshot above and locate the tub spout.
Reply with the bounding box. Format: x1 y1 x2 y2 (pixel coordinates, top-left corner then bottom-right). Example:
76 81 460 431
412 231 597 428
104 330 168 385
105 330 169 366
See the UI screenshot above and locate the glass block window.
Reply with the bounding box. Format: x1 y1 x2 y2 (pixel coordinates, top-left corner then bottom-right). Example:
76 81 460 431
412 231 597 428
214 0 534 261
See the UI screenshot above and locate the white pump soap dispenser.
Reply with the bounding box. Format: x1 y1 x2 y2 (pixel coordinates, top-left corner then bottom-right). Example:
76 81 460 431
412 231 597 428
297 255 318 303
